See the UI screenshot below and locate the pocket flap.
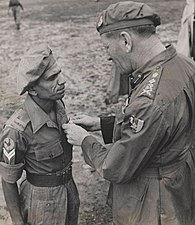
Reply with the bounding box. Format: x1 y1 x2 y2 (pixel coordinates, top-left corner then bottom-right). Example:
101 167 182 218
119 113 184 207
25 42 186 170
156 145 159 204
35 141 63 161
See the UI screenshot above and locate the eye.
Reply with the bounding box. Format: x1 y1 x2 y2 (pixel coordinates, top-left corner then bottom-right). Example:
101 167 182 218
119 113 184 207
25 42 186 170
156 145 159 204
47 70 61 81
48 74 58 81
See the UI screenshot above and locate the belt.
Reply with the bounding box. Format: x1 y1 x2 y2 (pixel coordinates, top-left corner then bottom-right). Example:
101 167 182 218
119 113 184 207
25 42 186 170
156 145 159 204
26 164 72 187
140 154 189 179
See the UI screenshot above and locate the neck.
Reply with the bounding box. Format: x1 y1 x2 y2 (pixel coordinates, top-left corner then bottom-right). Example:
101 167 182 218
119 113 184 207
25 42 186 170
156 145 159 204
30 95 55 114
132 35 166 71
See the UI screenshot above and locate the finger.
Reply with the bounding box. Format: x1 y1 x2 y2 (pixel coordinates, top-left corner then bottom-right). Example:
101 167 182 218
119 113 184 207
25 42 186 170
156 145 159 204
62 123 70 129
69 119 74 124
72 115 85 120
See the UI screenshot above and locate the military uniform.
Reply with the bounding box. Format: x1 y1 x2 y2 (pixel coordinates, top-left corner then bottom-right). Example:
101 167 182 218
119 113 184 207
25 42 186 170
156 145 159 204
0 94 79 225
81 45 195 225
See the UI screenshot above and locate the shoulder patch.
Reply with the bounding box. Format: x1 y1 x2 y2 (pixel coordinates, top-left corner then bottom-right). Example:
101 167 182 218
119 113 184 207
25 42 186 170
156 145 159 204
5 108 30 132
139 66 163 99
129 115 144 133
2 137 15 164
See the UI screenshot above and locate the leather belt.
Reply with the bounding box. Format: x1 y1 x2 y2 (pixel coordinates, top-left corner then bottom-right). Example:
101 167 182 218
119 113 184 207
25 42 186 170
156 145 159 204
26 164 72 187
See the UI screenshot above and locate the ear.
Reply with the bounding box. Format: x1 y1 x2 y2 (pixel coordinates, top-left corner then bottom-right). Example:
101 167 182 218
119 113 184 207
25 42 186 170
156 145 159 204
28 87 37 96
119 31 132 53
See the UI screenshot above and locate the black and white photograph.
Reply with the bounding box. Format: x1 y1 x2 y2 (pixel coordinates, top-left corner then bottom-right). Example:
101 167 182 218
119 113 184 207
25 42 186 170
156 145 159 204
0 0 195 224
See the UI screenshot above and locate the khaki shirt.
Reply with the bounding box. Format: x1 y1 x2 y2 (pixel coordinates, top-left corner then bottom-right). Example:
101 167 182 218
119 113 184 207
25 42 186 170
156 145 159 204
0 94 72 176
0 95 79 225
81 45 195 225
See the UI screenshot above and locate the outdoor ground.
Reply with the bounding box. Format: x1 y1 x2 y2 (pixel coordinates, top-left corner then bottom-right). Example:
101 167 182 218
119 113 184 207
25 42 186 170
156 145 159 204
0 0 185 224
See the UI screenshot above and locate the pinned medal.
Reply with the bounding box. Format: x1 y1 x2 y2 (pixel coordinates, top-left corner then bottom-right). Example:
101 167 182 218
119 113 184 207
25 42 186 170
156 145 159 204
129 115 144 133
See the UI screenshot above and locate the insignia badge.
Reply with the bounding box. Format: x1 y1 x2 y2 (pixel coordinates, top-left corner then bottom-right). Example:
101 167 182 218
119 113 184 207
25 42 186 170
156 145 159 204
3 138 15 163
129 115 144 133
97 15 103 28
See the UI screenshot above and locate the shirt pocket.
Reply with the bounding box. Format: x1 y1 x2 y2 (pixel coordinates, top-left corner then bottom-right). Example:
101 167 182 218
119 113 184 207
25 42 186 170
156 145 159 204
34 140 63 161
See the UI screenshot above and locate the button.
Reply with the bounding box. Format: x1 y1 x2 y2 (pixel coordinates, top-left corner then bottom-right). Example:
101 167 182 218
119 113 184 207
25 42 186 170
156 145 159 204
49 153 54 158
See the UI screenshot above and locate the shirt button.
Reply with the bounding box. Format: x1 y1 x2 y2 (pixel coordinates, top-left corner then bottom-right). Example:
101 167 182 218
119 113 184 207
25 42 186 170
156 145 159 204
49 153 54 158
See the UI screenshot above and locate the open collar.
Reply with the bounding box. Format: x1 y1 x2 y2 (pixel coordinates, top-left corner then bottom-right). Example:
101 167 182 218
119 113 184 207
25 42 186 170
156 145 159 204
24 95 67 133
130 45 177 89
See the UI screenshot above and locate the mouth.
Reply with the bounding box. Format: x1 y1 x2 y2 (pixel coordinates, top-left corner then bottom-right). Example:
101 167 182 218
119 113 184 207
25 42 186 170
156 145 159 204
57 86 65 95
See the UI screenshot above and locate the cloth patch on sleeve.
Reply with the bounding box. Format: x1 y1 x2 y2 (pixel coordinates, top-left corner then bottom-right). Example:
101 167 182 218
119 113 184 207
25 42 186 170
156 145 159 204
3 138 15 164
129 115 144 133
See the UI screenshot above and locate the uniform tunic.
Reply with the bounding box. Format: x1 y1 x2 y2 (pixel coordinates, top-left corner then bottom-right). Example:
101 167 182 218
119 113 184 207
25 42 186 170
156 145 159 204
81 45 195 225
0 95 79 225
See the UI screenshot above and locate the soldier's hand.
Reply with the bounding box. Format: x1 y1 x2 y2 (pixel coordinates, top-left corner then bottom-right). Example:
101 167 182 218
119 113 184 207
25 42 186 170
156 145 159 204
71 114 101 131
62 123 90 146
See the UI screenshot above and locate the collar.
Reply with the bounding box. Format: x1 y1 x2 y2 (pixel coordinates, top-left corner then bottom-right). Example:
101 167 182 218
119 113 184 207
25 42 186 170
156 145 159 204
24 95 66 133
130 45 177 89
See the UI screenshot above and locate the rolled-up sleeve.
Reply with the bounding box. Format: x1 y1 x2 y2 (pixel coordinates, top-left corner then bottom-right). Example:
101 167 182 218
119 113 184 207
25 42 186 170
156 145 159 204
82 99 170 183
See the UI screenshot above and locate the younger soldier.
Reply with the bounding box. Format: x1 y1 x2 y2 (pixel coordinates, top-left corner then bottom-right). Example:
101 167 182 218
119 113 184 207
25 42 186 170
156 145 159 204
0 44 79 225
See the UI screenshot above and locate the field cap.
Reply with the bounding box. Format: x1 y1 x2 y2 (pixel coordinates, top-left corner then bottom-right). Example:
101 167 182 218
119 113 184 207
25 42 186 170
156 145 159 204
17 43 57 95
96 1 161 35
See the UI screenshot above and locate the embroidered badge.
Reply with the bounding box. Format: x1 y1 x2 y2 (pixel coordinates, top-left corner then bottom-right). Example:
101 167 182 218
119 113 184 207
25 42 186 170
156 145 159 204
97 15 103 28
3 138 15 163
139 67 162 98
129 115 144 133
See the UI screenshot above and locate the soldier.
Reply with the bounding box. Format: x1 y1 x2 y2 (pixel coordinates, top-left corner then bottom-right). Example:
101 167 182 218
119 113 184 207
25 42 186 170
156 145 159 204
8 0 24 30
63 1 195 225
177 0 195 59
0 44 80 225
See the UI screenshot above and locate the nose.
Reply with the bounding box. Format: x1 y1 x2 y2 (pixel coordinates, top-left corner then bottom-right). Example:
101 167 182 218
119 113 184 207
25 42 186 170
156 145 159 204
58 73 66 85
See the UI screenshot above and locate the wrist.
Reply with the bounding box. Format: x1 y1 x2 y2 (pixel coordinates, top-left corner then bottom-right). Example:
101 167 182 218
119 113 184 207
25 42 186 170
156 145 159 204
92 117 101 131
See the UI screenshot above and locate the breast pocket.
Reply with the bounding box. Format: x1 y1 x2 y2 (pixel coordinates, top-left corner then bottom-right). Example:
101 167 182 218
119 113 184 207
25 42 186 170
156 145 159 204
35 141 63 161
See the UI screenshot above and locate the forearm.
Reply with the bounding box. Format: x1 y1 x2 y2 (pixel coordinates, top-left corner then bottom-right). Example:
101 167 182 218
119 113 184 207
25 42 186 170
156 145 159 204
2 179 24 225
81 135 111 173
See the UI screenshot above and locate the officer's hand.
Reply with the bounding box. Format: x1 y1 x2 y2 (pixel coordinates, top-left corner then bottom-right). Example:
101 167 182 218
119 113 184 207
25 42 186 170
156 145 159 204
71 114 101 131
62 123 90 146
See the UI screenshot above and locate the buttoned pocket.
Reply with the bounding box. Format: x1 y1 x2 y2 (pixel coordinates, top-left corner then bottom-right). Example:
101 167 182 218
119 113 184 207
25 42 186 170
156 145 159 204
35 141 63 161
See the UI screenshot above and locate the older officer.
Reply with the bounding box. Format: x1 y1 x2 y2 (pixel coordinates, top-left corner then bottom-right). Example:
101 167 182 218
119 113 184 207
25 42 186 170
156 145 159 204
63 1 195 225
0 44 79 225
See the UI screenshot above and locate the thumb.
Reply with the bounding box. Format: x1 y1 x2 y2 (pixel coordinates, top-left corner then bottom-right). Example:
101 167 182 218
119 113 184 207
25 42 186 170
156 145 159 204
62 123 69 130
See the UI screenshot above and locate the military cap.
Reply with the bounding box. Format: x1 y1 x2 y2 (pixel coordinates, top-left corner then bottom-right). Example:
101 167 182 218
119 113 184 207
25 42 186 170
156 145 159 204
96 1 161 35
17 43 57 95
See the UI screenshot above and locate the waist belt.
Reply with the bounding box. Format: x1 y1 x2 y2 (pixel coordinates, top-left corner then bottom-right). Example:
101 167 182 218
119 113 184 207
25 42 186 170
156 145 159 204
26 164 72 187
140 154 189 179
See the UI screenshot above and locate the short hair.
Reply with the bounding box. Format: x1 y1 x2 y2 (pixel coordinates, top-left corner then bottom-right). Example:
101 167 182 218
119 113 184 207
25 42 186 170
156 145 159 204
104 24 156 39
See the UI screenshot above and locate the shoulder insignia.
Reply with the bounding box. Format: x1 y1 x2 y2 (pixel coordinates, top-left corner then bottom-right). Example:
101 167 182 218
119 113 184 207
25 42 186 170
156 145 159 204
139 66 163 99
129 115 144 133
5 108 30 132
2 137 15 164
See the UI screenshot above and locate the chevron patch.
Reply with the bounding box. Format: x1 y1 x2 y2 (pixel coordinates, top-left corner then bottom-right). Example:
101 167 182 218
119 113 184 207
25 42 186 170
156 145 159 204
3 138 15 164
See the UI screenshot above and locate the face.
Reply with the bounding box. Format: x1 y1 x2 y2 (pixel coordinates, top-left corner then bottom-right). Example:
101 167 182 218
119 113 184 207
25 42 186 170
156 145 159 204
101 33 133 75
33 63 66 101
